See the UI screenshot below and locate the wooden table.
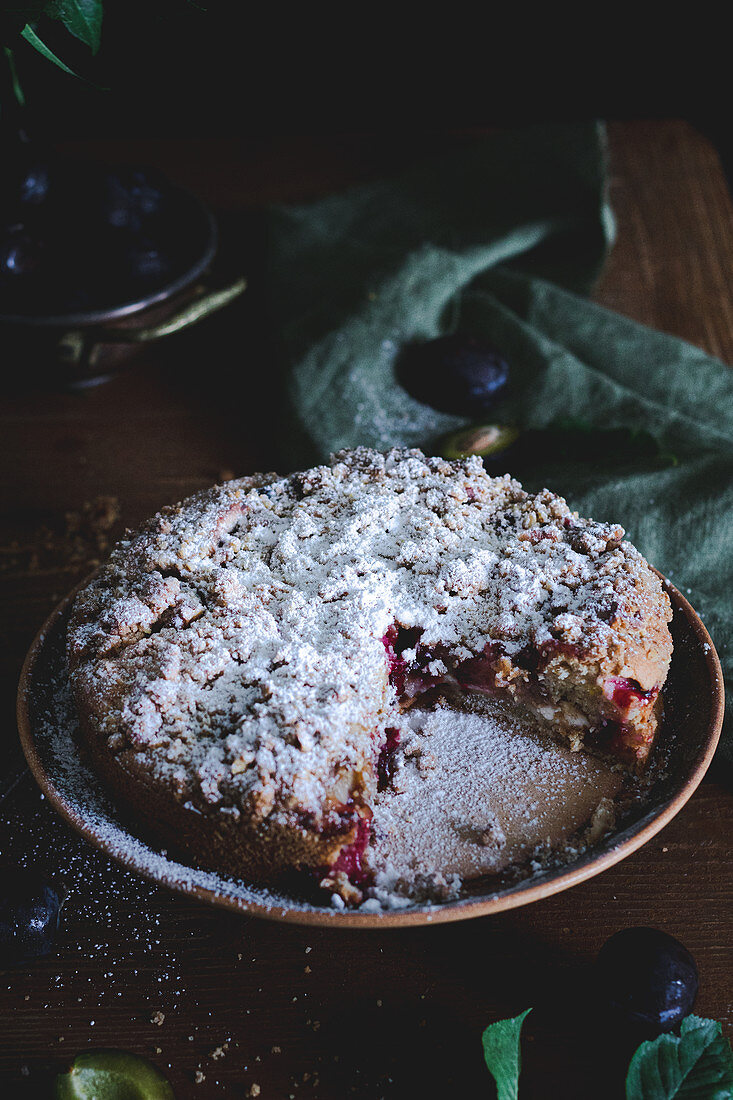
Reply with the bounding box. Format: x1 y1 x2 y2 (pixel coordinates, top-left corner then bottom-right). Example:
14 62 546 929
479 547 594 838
1 121 731 1099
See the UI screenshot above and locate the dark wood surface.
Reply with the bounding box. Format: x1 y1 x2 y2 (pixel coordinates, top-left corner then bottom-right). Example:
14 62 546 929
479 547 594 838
0 121 731 1099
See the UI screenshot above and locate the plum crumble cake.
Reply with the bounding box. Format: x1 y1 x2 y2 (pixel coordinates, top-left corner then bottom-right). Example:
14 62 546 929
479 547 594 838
66 448 672 902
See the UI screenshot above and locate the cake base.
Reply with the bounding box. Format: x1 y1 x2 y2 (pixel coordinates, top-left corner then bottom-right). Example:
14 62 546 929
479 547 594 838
366 695 625 904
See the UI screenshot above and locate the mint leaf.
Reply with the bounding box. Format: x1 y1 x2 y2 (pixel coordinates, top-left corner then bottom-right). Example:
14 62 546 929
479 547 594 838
482 1008 532 1100
44 0 102 54
626 1015 733 1099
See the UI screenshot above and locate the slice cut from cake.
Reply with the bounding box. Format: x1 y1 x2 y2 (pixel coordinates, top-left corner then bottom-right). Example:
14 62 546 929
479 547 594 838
66 448 672 901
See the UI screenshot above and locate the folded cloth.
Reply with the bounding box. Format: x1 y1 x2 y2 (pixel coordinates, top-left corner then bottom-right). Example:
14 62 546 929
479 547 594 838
267 123 733 764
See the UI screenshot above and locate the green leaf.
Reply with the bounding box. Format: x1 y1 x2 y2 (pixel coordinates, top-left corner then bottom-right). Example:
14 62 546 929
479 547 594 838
3 45 26 105
55 1049 175 1099
626 1015 733 1100
44 0 102 54
20 23 79 74
482 1008 532 1100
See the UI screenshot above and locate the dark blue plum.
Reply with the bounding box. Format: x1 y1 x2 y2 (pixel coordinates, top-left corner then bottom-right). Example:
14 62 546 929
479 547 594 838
397 334 510 417
18 159 51 206
0 142 52 214
0 225 43 278
101 167 166 232
121 236 173 286
594 927 698 1034
0 868 61 967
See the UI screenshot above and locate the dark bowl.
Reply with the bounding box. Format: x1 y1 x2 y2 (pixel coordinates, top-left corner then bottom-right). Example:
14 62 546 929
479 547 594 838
0 184 245 386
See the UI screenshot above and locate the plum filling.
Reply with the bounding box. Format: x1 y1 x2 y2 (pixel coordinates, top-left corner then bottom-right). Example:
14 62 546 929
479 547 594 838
604 676 658 714
328 814 372 886
382 626 452 698
591 719 654 763
324 726 402 893
381 625 412 694
381 624 660 763
454 642 504 693
377 727 401 791
381 625 439 696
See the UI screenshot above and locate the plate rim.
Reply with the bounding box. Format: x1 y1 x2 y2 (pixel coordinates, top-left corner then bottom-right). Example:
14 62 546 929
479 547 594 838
15 573 725 929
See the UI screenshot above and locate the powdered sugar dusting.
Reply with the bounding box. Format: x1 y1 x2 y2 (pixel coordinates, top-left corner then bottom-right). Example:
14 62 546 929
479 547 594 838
25 635 624 915
65 447 669 845
23 606 656 916
26 656 300 913
365 696 622 906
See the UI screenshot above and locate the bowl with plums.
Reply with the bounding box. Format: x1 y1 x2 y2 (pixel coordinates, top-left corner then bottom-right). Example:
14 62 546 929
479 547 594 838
0 146 245 386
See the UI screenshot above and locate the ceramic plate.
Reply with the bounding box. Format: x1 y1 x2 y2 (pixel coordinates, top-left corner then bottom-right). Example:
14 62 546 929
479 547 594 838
16 576 724 928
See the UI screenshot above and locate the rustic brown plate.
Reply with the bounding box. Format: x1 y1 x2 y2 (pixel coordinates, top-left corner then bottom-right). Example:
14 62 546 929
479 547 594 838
17 575 724 928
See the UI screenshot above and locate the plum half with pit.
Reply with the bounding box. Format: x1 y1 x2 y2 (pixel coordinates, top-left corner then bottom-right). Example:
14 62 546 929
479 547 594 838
397 334 510 417
594 927 698 1034
0 867 61 967
56 1051 175 1099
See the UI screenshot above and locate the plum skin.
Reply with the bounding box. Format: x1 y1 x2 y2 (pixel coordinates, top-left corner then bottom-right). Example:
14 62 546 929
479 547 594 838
0 868 61 967
594 927 698 1033
396 333 510 417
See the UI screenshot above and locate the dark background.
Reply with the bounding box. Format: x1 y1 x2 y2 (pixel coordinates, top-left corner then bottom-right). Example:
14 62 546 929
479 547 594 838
2 4 729 146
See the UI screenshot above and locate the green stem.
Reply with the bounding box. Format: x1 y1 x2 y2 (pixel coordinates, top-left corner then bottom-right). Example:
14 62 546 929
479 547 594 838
3 46 26 107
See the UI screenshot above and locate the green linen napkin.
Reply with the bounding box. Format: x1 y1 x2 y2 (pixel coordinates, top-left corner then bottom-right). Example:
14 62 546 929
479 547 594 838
267 123 733 764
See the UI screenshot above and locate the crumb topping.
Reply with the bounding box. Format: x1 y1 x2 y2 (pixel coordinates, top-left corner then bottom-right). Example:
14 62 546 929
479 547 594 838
66 447 669 825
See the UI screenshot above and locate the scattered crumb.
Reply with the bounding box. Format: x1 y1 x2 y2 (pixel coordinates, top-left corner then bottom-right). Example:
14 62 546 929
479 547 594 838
247 1086 261 1098
271 1045 281 1054
151 1011 165 1026
194 1070 206 1084
0 495 120 577
585 797 616 844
